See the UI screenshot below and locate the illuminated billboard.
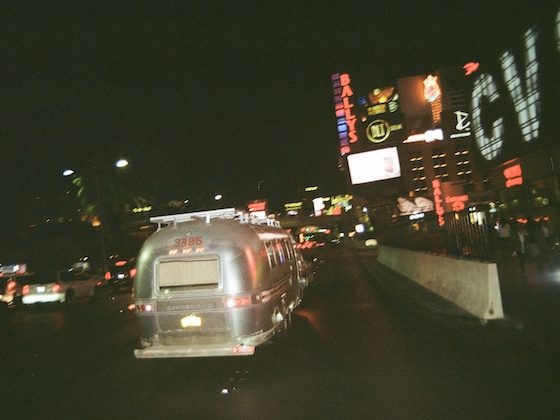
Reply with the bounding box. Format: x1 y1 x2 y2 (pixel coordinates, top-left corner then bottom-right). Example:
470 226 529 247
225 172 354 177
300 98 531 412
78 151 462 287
347 147 401 185
310 195 353 216
397 196 434 216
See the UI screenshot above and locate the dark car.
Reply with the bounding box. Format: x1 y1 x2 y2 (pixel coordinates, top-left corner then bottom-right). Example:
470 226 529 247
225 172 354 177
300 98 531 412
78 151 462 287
105 257 136 291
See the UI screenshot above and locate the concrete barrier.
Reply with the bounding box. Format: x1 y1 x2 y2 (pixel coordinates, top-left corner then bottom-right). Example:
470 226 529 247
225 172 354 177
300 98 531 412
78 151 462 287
378 245 504 320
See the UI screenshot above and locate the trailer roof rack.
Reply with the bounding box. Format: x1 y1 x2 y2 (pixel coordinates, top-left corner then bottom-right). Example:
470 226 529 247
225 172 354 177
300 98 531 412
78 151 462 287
150 208 281 230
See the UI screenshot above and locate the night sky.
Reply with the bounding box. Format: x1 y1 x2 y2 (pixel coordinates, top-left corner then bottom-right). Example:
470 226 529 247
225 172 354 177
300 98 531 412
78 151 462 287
1 0 551 218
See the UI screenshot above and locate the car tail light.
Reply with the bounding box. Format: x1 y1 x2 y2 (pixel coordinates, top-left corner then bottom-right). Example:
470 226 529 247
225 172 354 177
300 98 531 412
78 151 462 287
52 283 62 293
135 303 153 312
7 280 16 294
105 271 111 281
22 284 30 295
224 294 252 309
129 268 137 278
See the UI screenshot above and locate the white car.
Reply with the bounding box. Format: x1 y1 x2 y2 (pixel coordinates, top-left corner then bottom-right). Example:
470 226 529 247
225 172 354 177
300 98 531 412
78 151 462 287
21 268 102 305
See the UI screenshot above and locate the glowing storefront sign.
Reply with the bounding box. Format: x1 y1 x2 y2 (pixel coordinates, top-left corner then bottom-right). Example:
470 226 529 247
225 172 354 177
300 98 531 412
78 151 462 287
284 202 303 210
332 73 358 156
247 200 267 213
449 111 472 139
404 128 443 143
432 179 445 226
445 194 469 212
424 75 442 124
463 62 480 76
367 86 399 116
366 119 403 143
503 164 523 188
423 75 441 102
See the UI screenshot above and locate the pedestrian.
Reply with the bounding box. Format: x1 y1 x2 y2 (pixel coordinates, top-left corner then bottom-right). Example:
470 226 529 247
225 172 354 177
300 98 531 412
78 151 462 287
497 217 512 256
526 218 543 272
537 219 553 269
513 222 528 274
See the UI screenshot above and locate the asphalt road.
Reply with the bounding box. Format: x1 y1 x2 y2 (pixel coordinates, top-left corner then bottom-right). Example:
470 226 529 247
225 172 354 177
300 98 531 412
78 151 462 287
1 248 559 419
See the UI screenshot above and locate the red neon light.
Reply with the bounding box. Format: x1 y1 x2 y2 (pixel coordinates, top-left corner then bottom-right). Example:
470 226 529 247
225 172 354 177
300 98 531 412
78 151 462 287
503 164 523 188
463 62 480 76
340 73 358 144
432 179 445 226
505 177 523 188
248 202 266 212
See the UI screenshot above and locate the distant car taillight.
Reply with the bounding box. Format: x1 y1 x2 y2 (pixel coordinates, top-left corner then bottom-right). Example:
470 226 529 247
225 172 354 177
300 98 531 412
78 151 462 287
22 284 30 295
7 280 16 294
130 268 137 278
52 283 62 293
105 271 111 281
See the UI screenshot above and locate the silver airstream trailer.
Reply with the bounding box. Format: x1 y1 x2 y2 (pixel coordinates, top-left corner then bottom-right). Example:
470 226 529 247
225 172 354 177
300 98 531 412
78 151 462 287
133 208 310 358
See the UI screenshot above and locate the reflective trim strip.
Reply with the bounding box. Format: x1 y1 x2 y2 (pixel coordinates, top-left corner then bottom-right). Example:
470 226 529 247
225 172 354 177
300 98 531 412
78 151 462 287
258 276 291 303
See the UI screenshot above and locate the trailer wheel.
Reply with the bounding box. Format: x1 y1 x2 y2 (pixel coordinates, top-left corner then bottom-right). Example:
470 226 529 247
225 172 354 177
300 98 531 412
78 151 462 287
273 307 291 342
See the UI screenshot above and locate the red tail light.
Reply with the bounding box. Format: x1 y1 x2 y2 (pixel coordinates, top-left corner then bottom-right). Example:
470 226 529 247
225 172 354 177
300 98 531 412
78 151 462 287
224 294 252 309
105 271 111 281
135 303 153 312
22 284 30 295
52 283 62 293
129 268 137 278
7 280 16 294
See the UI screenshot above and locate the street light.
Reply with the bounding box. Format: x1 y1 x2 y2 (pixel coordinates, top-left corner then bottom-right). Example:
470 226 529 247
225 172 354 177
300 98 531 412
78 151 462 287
214 194 223 201
115 159 129 168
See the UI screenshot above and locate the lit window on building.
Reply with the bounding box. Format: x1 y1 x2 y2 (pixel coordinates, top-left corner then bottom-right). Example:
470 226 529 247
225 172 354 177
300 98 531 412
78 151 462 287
410 155 427 192
455 148 472 182
432 149 448 178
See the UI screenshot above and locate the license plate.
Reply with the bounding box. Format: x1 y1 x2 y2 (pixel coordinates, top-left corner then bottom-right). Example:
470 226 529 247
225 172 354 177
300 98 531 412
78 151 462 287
180 314 202 328
37 286 46 293
118 273 125 279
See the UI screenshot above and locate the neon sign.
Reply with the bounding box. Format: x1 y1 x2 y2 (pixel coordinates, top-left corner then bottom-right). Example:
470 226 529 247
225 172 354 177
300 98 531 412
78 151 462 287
332 73 358 156
503 164 523 188
463 62 480 76
423 75 441 102
367 86 399 116
449 111 472 139
247 200 267 213
445 194 469 212
432 179 445 226
366 119 403 143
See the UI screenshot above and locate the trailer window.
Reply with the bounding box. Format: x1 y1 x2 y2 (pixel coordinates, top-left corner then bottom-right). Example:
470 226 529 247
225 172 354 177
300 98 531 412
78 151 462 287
275 240 286 264
158 257 220 290
282 239 293 260
265 241 277 268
